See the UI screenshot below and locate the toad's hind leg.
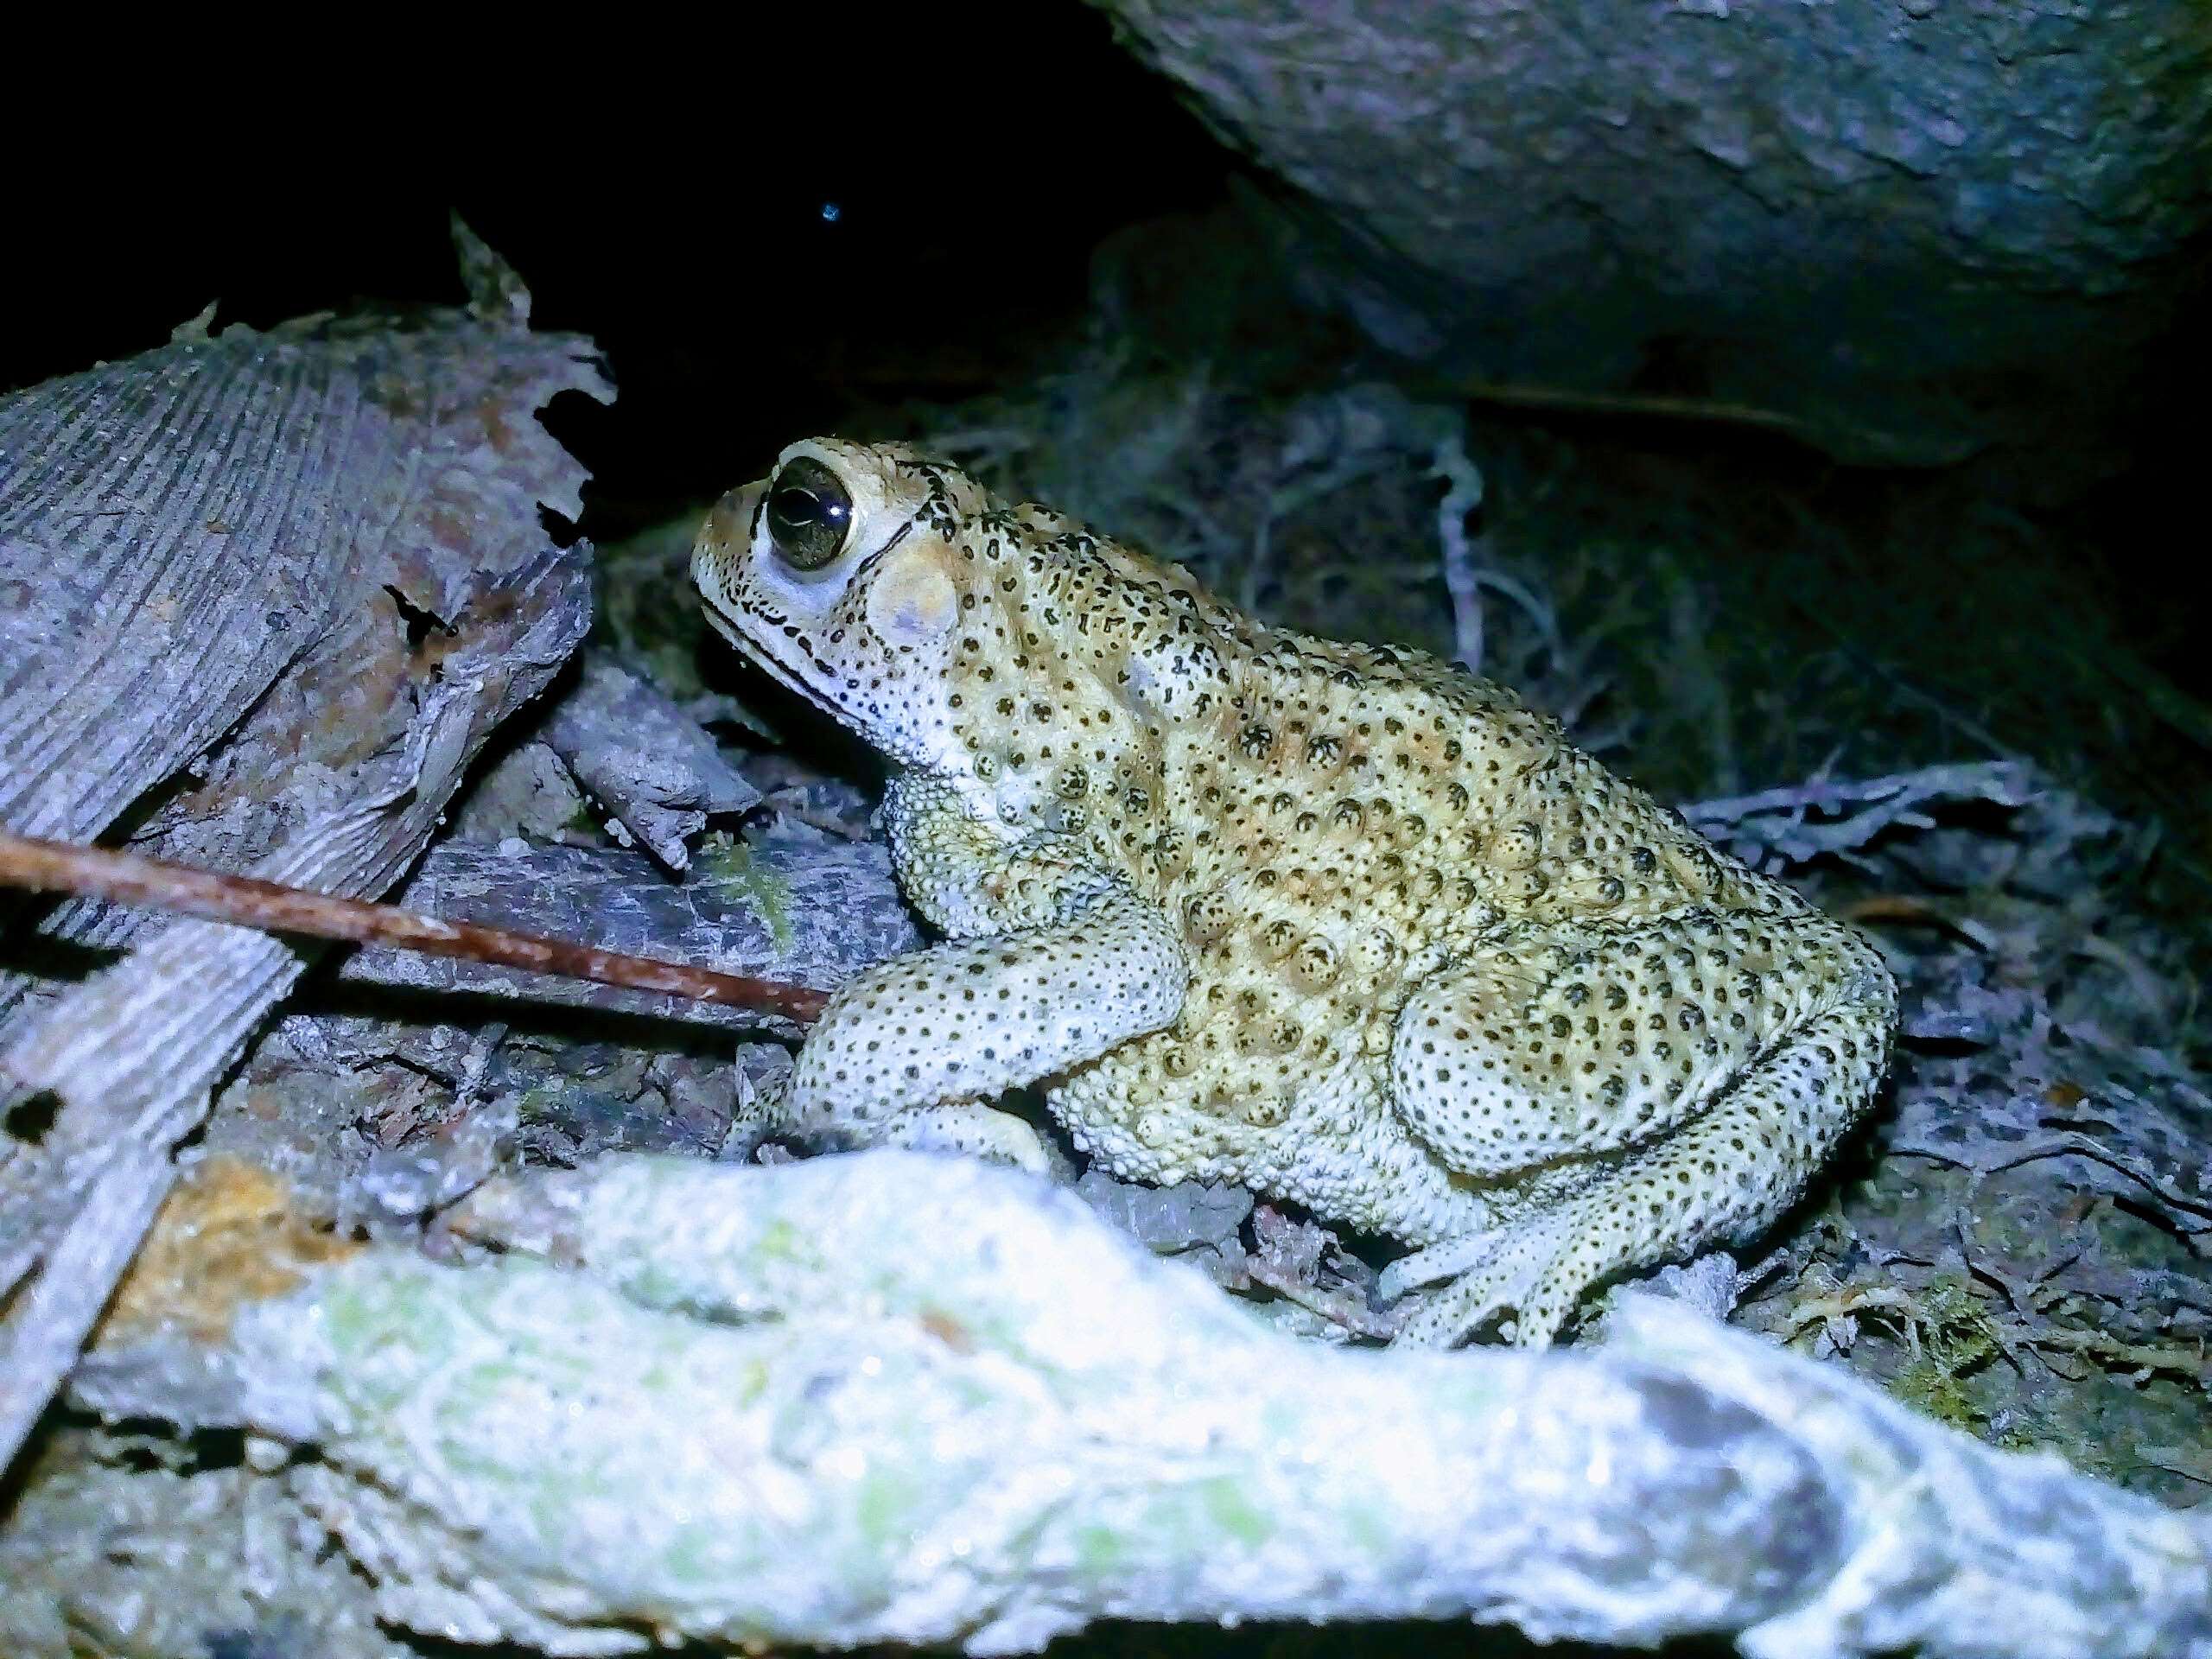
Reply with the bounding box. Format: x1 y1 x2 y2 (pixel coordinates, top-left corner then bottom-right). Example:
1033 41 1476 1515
1388 914 1837 1177
1385 912 1895 1345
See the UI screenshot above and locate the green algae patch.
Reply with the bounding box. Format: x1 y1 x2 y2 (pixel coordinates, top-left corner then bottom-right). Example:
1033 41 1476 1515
697 835 796 952
1198 1476 1271 1548
856 1465 929 1548
1071 1522 1128 1580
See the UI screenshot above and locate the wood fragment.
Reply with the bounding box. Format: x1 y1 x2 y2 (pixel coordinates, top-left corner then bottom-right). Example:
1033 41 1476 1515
0 830 830 1025
1446 374 1986 467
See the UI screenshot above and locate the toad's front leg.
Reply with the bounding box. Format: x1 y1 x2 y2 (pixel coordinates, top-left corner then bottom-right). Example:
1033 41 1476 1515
766 886 1190 1169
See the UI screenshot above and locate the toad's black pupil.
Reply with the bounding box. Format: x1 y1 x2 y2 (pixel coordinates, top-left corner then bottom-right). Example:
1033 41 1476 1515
770 485 844 531
764 457 852 570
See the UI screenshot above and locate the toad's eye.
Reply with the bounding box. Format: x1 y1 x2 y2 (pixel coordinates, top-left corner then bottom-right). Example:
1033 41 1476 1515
764 456 853 570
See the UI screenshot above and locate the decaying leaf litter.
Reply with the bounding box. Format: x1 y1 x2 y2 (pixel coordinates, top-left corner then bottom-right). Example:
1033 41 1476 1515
0 228 2204 1656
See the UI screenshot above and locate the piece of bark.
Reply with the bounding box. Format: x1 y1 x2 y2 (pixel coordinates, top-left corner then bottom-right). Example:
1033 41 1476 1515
0 830 835 1028
1 329 350 842
338 836 918 1039
0 299 601 846
0 550 589 1469
540 653 763 871
2 316 613 1007
0 248 611 1472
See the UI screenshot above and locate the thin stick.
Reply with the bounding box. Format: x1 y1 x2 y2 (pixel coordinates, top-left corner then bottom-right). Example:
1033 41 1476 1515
1448 375 1984 466
0 830 830 1023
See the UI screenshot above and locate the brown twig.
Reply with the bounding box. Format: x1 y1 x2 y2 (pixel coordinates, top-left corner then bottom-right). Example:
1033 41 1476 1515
0 830 831 1023
1447 375 1986 467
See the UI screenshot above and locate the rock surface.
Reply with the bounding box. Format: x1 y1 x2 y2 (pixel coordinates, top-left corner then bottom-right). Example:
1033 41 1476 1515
1096 0 2210 473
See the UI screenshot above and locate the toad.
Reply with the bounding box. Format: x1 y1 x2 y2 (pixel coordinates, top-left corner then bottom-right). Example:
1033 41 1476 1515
693 439 1895 1344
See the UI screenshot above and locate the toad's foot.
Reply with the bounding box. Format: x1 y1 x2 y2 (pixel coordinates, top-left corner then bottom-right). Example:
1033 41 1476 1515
727 1065 1051 1173
867 1101 1052 1173
1382 1206 1593 1348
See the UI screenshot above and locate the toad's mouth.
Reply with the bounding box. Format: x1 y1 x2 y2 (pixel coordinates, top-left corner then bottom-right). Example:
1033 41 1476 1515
694 503 926 741
698 595 846 721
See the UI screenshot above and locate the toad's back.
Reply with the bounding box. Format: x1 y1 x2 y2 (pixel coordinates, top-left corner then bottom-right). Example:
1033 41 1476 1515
1031 572 1800 1209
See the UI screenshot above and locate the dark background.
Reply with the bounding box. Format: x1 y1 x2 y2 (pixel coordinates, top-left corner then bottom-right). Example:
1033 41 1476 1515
3 9 1225 516
5 9 2207 708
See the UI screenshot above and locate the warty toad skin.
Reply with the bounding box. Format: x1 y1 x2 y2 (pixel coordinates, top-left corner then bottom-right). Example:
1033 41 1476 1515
693 438 1897 1345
